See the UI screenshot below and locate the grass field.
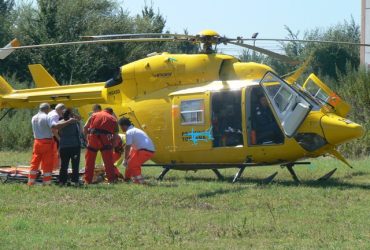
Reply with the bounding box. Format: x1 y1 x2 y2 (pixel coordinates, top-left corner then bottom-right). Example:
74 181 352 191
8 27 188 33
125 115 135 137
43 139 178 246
0 151 369 249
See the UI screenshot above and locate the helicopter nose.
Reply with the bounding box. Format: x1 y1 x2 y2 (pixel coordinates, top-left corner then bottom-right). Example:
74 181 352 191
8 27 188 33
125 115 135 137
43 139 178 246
320 115 365 145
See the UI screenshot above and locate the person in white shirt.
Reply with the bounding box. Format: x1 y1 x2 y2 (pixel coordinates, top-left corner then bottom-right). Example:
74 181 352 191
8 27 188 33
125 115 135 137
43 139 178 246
118 117 155 184
28 103 75 186
47 103 65 170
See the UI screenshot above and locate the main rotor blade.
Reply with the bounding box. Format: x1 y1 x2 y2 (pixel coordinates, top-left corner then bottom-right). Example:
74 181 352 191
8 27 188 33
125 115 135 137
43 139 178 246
239 38 370 47
1 37 187 50
81 33 194 40
228 41 300 65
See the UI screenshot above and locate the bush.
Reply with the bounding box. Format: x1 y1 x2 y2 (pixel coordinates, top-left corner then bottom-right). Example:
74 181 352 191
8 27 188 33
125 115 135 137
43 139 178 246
0 79 35 151
0 109 34 151
335 66 370 158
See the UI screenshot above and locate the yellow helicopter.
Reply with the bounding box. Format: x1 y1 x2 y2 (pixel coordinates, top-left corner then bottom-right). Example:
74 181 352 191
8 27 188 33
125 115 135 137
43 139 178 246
0 30 365 183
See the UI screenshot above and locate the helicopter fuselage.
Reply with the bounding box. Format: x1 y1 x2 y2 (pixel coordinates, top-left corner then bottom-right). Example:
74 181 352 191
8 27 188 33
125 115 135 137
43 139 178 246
76 53 364 169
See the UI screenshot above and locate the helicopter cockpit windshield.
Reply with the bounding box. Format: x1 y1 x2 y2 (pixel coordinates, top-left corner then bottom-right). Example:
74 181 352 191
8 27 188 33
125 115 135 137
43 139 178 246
105 67 122 88
259 72 312 137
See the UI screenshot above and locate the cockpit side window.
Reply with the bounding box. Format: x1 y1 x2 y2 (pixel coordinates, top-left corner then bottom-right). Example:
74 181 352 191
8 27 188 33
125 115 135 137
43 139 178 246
105 67 122 88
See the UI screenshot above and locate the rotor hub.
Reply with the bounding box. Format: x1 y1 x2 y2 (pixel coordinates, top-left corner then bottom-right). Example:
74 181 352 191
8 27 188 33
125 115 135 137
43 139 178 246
195 30 225 54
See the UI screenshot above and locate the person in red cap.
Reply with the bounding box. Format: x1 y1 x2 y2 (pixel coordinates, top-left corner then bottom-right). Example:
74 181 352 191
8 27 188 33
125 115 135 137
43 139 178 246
84 107 118 184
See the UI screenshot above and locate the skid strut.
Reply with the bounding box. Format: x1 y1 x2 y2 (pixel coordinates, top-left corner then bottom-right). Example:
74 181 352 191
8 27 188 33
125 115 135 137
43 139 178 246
0 108 13 122
157 167 170 181
281 162 311 184
212 169 224 180
286 164 300 183
232 167 246 183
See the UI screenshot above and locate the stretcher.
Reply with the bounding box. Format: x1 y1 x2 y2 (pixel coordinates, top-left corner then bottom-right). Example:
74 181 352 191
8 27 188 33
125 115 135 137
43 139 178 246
0 165 106 184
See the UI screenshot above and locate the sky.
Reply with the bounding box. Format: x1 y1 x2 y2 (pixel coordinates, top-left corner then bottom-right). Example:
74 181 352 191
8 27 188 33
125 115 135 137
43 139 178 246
120 0 361 55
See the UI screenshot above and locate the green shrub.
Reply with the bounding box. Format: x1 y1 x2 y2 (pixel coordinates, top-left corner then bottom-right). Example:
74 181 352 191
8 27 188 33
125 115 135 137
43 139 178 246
0 109 34 151
335 66 370 158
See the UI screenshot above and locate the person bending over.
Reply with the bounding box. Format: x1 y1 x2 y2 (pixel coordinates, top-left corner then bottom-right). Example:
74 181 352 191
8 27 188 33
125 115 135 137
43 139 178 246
118 117 155 184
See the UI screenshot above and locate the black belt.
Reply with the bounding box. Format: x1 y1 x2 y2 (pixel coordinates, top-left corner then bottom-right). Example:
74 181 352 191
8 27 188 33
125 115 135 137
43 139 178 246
89 128 112 135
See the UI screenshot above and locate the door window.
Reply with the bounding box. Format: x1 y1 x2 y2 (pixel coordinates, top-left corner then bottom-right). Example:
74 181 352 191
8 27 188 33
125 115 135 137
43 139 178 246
248 86 284 145
180 99 204 125
260 72 312 137
303 73 350 117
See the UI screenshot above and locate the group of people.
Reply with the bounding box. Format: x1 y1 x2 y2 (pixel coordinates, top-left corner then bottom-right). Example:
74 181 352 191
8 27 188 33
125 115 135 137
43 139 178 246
29 102 155 186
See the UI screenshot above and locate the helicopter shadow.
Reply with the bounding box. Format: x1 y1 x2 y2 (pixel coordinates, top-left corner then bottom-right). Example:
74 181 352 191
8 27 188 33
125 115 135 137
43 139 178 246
181 175 370 191
196 186 248 199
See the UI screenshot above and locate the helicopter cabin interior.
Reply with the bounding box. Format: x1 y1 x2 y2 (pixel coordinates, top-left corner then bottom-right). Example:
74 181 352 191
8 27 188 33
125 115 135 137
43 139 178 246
211 87 284 148
174 84 285 150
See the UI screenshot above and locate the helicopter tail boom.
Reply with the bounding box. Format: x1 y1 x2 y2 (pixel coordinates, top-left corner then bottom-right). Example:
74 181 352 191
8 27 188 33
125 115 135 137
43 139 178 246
0 80 106 109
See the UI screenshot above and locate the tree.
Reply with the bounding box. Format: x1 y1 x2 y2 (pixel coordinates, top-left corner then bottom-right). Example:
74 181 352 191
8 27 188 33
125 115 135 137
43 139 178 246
0 0 15 76
0 0 14 43
303 18 360 80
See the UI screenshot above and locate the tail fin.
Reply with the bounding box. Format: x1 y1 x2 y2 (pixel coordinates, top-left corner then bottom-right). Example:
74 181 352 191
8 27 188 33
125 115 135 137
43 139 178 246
0 39 20 60
28 64 60 88
0 75 14 96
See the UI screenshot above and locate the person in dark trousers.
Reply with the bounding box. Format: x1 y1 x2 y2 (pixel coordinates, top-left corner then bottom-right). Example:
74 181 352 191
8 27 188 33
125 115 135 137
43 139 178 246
56 108 82 186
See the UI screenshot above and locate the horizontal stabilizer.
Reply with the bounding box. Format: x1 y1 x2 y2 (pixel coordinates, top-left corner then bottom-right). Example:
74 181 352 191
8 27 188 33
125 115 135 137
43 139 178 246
0 39 20 60
28 64 60 88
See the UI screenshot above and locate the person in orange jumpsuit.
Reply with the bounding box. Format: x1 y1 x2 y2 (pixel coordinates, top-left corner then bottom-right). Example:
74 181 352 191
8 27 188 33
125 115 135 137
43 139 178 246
29 103 77 186
84 107 118 184
118 117 155 184
112 134 125 179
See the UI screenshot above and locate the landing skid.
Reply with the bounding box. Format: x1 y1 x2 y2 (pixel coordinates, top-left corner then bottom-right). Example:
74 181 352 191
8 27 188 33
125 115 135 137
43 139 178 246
156 167 225 181
261 172 278 184
281 162 337 183
145 161 337 184
317 168 337 181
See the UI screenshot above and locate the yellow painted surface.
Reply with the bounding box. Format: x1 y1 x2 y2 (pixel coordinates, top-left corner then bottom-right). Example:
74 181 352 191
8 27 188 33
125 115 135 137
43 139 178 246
0 52 363 169
28 64 59 88
303 73 351 117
